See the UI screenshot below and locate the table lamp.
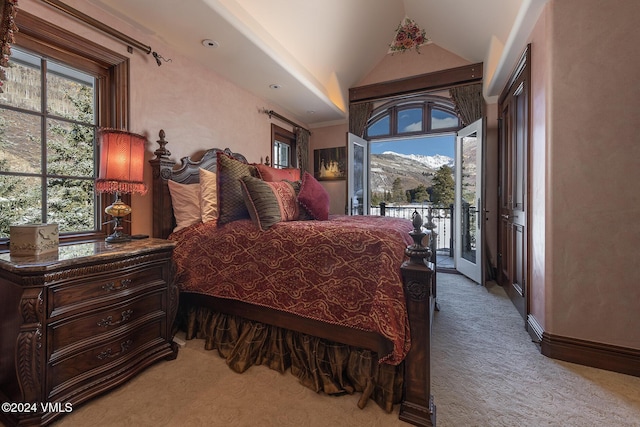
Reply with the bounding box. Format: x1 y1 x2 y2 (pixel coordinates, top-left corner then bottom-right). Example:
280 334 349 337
96 129 148 243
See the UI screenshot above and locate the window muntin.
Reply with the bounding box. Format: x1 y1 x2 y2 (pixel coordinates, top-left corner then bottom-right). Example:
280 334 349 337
0 48 98 238
365 96 461 139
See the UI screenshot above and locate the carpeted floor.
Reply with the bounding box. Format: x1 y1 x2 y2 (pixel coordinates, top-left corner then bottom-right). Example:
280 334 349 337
31 273 640 426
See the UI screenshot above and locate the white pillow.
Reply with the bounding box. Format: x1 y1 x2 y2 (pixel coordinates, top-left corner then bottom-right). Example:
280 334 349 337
199 168 218 223
167 180 201 232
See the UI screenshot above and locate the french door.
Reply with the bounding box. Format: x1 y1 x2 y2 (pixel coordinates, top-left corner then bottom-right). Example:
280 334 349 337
455 119 483 284
347 133 369 215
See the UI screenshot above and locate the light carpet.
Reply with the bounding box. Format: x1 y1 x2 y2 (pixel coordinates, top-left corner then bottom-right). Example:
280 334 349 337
38 273 640 426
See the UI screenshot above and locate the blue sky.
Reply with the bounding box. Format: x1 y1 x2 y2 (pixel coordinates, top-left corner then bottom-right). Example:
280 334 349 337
370 134 455 158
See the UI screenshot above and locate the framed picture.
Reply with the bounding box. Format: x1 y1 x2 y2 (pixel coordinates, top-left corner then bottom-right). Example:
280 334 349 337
314 147 346 181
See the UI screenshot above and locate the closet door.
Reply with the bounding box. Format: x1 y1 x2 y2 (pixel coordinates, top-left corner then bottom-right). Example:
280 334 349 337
498 46 530 321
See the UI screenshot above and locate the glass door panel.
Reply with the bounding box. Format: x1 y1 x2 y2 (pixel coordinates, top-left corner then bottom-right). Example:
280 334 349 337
455 119 483 283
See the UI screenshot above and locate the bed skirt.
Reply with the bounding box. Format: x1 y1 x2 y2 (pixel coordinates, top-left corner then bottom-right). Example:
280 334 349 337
179 304 404 412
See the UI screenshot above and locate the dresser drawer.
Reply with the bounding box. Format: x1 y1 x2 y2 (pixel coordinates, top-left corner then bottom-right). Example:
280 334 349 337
48 317 167 397
50 264 166 316
49 291 166 354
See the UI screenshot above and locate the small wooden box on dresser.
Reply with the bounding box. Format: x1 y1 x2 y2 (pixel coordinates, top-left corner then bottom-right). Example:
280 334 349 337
0 238 179 427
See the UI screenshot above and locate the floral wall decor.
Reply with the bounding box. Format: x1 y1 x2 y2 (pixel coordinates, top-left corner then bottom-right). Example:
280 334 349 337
388 17 430 54
0 0 19 93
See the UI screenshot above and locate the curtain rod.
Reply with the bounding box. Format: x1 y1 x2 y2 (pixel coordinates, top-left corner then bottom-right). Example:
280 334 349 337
41 0 170 66
260 108 310 134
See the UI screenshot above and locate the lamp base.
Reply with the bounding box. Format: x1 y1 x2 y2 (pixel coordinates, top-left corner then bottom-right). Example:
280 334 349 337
104 194 132 243
105 229 131 243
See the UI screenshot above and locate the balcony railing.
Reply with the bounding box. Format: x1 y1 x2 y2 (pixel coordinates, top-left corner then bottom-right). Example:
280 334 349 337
371 202 454 269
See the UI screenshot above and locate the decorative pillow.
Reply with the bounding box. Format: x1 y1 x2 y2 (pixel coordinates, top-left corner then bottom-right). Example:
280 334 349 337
298 172 330 221
240 176 299 231
217 152 257 224
199 168 218 223
254 163 301 182
287 180 315 221
167 180 201 232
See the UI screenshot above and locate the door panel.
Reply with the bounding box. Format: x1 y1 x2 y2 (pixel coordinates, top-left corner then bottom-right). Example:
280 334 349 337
498 47 529 321
347 133 369 215
455 119 483 284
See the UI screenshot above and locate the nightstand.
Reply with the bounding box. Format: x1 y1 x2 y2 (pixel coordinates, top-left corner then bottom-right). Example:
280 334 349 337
0 238 178 427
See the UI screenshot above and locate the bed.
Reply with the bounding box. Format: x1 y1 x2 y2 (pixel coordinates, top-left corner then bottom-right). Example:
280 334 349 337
149 130 436 426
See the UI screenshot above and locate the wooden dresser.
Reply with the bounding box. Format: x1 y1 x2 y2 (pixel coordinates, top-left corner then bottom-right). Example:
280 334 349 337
0 238 178 427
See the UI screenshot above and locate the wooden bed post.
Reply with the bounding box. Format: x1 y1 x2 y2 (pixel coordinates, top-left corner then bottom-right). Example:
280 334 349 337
400 211 436 427
149 129 176 238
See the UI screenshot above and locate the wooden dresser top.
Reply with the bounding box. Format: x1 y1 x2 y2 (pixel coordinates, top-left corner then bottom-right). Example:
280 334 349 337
0 238 175 273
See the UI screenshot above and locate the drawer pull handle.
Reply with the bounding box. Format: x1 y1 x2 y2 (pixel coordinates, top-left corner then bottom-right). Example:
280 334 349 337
102 279 131 292
97 339 133 360
97 309 134 328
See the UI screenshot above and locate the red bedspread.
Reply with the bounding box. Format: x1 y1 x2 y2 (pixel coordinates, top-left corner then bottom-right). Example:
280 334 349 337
169 215 413 364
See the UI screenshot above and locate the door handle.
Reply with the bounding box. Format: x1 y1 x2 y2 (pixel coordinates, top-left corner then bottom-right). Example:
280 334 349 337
501 214 512 220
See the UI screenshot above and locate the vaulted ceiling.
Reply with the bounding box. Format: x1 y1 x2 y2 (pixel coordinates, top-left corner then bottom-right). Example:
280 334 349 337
87 0 546 126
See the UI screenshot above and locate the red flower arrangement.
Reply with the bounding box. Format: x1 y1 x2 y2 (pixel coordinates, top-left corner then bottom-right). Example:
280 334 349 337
389 17 430 54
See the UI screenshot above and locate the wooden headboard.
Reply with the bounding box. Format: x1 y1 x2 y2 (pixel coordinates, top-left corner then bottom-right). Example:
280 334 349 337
149 129 248 239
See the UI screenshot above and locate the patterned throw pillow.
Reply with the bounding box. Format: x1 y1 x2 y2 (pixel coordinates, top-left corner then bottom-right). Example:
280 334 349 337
287 179 315 220
254 164 301 182
217 152 257 224
298 172 330 220
240 176 299 231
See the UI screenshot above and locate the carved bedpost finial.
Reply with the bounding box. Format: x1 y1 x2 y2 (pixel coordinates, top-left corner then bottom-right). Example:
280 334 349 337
154 129 171 159
405 210 431 265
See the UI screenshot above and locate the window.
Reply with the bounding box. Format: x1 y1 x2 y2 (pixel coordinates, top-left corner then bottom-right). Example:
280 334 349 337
365 95 460 140
0 11 128 244
0 48 97 237
271 125 296 169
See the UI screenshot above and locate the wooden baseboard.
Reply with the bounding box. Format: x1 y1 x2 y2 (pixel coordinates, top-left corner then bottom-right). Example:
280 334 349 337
527 315 544 344
539 331 640 378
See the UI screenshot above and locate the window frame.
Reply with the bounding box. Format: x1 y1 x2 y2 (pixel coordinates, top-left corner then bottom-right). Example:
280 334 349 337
365 95 461 140
0 10 129 246
271 124 296 169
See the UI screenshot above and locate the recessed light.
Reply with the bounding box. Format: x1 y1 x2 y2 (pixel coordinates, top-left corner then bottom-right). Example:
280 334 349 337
269 84 281 90
307 110 315 115
202 39 219 48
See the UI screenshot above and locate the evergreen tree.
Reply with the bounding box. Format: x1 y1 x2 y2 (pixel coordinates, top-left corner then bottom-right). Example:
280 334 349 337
409 184 430 203
391 177 406 203
430 165 455 206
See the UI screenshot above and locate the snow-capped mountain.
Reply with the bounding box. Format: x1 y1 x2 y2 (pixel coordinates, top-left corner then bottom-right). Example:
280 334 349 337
369 151 454 194
381 151 454 169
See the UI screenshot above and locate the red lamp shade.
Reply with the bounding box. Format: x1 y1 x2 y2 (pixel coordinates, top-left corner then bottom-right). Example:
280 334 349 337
96 129 148 195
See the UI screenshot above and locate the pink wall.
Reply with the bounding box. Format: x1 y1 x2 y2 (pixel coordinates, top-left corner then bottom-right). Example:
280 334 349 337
357 43 470 86
544 0 640 348
528 2 549 334
19 0 304 237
